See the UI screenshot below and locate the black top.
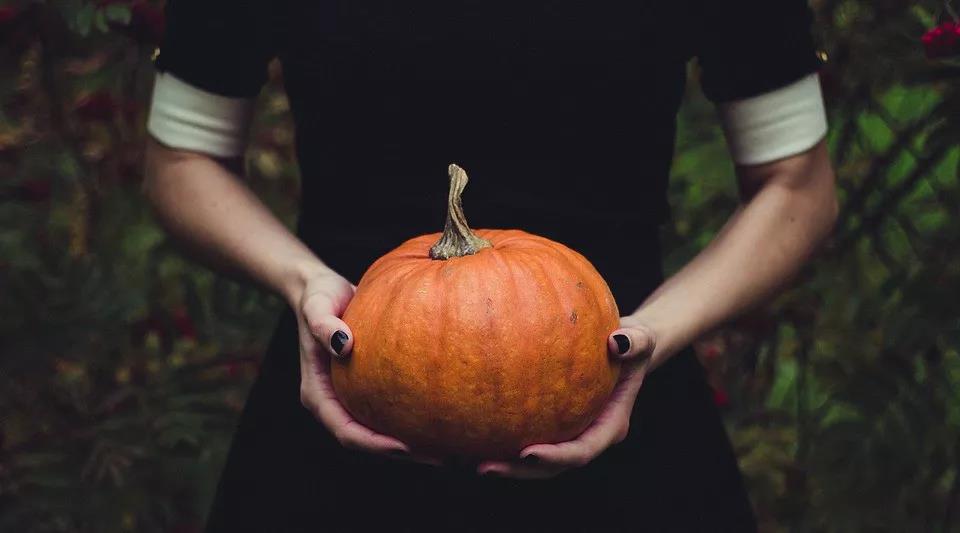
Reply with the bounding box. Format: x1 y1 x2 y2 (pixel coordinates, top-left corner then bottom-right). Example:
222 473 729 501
155 2 820 531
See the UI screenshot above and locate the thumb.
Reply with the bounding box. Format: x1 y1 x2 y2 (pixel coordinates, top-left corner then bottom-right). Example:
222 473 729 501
305 311 355 359
608 323 656 362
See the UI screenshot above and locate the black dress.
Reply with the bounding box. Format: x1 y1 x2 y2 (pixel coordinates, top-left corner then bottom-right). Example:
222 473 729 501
155 1 821 531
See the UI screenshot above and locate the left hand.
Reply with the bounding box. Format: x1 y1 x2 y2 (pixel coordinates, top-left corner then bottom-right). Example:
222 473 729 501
476 315 659 479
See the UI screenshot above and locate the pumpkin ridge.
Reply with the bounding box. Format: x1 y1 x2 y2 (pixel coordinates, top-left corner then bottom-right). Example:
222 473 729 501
478 251 512 443
509 245 566 435
477 228 530 249
541 239 612 312
539 251 582 422
528 240 619 428
333 164 621 458
539 245 589 424
499 249 549 436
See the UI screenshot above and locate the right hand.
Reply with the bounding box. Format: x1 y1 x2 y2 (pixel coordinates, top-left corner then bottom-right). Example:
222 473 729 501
294 269 440 465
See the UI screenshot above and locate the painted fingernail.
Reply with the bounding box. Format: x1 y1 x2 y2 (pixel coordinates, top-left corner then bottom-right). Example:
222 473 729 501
331 330 348 355
482 470 501 478
389 448 409 458
522 454 540 465
613 334 630 355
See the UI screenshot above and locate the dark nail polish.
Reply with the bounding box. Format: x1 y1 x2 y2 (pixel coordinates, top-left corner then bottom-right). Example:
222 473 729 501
331 330 348 355
482 470 501 478
522 454 540 465
614 334 630 355
389 448 409 458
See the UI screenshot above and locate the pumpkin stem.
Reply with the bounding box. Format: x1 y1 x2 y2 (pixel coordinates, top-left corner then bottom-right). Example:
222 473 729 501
429 163 493 260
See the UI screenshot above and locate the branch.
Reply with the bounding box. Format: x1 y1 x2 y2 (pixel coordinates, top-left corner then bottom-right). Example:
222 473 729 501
837 142 953 250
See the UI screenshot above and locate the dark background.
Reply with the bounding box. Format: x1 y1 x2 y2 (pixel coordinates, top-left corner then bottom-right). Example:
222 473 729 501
1 1 959 531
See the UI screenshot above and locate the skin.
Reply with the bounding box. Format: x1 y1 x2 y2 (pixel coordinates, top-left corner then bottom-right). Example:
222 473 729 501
143 136 838 477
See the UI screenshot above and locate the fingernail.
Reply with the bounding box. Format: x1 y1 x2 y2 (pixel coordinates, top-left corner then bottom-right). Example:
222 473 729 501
482 470 501 478
521 454 540 465
331 330 348 355
613 334 630 355
389 448 409 458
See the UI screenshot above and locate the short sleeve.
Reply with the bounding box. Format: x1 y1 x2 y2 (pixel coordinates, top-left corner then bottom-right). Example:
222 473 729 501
695 1 828 165
147 0 276 157
153 0 274 98
696 0 823 103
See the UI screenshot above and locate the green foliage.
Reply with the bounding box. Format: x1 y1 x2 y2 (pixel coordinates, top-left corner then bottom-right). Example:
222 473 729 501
668 1 960 530
0 0 958 531
0 2 296 531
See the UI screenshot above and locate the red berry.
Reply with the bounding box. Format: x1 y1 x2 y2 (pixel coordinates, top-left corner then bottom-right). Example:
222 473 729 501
922 21 960 59
172 307 198 340
0 6 19 25
712 387 730 408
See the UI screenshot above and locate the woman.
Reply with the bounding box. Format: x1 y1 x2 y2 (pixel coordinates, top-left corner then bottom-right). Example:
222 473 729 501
144 0 838 531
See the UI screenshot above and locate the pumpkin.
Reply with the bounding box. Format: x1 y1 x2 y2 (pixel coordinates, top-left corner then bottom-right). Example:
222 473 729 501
332 164 620 459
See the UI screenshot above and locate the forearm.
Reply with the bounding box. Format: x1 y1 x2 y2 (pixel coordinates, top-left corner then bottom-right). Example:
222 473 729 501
635 142 838 368
143 137 329 306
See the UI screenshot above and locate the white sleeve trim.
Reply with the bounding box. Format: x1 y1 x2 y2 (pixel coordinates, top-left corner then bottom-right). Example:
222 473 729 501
147 71 255 158
717 73 828 166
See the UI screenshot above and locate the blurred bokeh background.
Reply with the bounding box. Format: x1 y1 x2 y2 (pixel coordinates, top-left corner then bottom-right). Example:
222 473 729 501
1 1 958 531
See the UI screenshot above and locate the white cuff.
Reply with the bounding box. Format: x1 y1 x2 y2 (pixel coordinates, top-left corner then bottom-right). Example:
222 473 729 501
718 73 828 166
147 72 255 158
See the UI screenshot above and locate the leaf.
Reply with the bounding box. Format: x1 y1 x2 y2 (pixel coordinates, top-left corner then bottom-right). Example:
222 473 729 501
767 358 797 411
94 8 109 34
103 4 131 25
910 5 937 29
73 3 95 36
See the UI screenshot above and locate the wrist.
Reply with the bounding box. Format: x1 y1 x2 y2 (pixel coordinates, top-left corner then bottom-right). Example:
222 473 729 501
279 257 336 309
626 307 692 369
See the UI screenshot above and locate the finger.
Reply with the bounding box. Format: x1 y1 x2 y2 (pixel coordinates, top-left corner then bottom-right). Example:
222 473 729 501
339 420 412 455
299 367 408 456
608 324 656 361
306 311 354 359
321 403 410 455
515 431 607 471
517 385 639 470
476 458 566 480
516 430 613 471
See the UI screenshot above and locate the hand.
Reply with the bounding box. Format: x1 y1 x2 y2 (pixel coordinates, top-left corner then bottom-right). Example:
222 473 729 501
476 315 659 479
294 269 440 466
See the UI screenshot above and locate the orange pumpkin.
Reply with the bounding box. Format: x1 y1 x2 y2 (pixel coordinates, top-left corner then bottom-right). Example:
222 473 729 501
332 164 620 459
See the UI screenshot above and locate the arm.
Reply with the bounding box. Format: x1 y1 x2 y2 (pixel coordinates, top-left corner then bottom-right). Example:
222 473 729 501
478 141 838 478
633 139 838 369
143 138 433 462
146 0 440 465
143 137 327 305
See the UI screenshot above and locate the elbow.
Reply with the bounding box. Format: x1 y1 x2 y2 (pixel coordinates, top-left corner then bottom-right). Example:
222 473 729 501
142 137 166 208
812 188 840 253
800 171 840 257
818 163 840 242
793 141 840 244
825 184 840 234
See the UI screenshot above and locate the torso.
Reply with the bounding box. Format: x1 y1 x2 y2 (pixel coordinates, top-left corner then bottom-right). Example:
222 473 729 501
274 1 696 304
205 4 758 531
